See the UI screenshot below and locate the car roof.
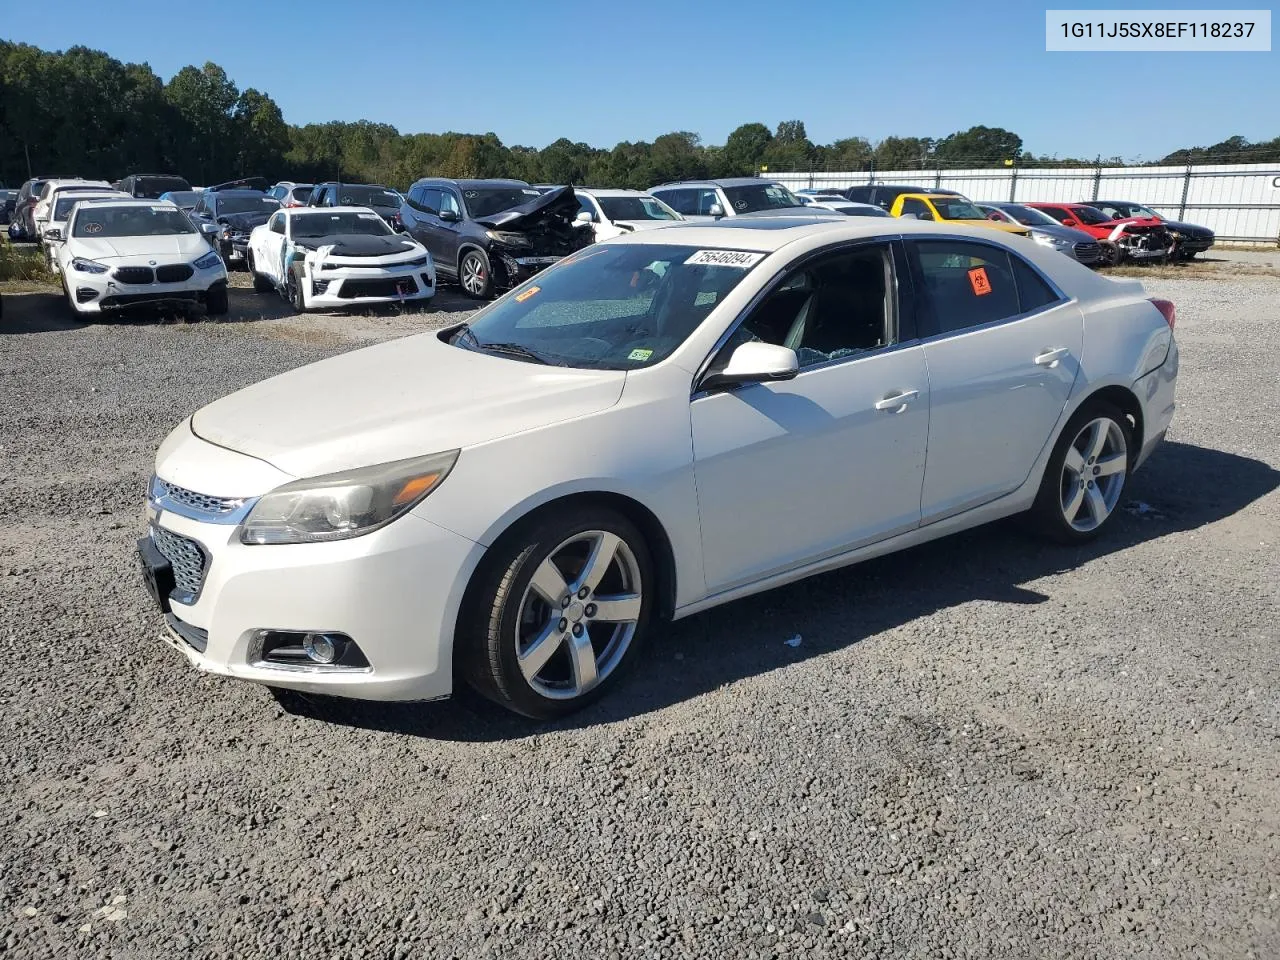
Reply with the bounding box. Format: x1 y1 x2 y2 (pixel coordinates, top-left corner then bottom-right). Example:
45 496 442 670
212 190 273 199
285 205 383 215
412 177 531 190
651 177 782 189
576 188 658 198
71 198 181 210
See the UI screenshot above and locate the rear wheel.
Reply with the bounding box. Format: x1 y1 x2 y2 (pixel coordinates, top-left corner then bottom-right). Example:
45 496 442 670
459 248 493 299
459 506 654 719
1030 400 1132 544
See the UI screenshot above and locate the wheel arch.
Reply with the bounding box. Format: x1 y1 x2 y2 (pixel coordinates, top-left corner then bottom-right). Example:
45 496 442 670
1073 383 1144 458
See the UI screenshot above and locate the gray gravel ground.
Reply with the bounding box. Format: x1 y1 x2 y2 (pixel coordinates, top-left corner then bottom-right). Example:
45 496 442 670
1 273 1278 959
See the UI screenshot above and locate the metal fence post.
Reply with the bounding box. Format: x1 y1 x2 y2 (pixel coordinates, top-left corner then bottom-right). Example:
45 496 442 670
1009 162 1018 202
1091 160 1102 202
1178 164 1192 219
934 164 942 190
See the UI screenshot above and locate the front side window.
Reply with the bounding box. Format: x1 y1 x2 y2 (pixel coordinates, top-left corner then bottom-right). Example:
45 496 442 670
900 197 933 220
720 182 803 214
72 206 197 238
454 243 760 370
597 195 679 222
724 244 894 368
438 190 461 218
1069 205 1112 225
911 240 1060 335
268 213 285 234
998 204 1059 227
654 189 696 216
575 195 600 221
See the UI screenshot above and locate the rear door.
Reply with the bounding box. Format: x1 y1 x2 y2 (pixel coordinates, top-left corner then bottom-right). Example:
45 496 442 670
908 238 1082 522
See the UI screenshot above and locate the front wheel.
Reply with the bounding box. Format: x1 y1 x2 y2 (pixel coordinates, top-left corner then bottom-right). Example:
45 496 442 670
1029 401 1133 544
459 249 493 299
459 506 654 719
288 266 307 312
205 283 228 316
247 251 273 293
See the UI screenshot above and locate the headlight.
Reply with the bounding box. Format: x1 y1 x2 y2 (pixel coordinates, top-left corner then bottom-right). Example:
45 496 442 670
193 251 222 270
1032 232 1067 247
239 450 459 545
71 257 110 274
485 230 532 248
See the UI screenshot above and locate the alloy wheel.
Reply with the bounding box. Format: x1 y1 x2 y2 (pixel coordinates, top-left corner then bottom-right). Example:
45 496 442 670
514 530 643 701
1059 417 1128 532
461 254 487 296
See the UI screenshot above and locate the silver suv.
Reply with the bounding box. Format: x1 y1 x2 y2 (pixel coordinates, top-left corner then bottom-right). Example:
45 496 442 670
648 178 840 222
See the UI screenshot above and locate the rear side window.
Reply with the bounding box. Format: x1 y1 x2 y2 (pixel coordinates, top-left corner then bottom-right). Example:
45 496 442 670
911 240 1022 335
654 189 695 216
1010 256 1062 313
1038 206 1071 224
844 186 872 203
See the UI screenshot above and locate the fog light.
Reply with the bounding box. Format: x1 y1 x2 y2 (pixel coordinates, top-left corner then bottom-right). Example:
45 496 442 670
303 632 342 664
312 279 330 294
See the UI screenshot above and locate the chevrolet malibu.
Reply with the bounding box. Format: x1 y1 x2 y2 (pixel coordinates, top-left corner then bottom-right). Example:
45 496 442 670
140 217 1179 719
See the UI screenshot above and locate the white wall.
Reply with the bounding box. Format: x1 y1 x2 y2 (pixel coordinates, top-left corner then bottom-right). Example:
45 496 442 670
772 163 1280 243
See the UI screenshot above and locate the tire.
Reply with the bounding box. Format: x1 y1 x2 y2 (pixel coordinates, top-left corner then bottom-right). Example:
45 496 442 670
247 251 272 293
60 273 89 322
1029 400 1133 544
205 283 228 316
459 248 493 299
459 505 655 720
288 266 307 312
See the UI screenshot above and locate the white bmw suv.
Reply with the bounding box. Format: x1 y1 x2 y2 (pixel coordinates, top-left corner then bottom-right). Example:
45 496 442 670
56 198 229 317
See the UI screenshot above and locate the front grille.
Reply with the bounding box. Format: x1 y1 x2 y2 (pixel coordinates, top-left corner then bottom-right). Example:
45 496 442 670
155 264 194 283
1074 241 1102 261
151 526 207 603
100 291 199 309
338 276 417 299
114 266 154 285
154 477 246 517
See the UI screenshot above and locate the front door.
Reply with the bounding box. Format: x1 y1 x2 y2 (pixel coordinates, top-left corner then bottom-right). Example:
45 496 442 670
908 238 1084 522
691 241 930 593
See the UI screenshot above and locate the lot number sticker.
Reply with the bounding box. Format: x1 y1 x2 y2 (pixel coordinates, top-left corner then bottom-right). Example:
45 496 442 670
968 266 992 296
627 348 654 361
684 250 765 268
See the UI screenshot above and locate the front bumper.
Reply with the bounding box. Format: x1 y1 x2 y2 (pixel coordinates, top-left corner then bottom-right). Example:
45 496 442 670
143 503 481 701
304 259 436 307
1174 236 1214 254
494 253 563 288
69 268 229 313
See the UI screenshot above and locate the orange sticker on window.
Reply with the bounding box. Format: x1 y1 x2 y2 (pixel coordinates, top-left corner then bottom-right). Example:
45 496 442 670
514 286 540 303
968 266 992 296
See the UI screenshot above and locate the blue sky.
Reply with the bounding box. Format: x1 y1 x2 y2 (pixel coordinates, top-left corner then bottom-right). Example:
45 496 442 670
4 0 1275 160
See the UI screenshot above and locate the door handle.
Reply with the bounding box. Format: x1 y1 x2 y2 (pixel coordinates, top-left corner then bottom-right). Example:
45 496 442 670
1034 347 1070 367
874 389 919 411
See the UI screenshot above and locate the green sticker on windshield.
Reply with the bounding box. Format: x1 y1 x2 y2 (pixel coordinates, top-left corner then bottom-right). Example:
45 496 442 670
627 348 653 362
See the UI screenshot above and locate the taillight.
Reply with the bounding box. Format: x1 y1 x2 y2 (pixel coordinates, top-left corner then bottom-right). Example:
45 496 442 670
1149 298 1176 330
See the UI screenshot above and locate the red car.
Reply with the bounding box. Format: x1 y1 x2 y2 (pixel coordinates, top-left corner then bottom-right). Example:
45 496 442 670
1025 202 1174 265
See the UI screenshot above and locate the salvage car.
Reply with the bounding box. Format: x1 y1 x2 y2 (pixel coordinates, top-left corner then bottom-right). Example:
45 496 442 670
574 188 683 241
56 198 228 317
650 178 838 222
976 202 1104 265
308 182 403 229
41 189 131 271
115 174 193 199
400 179 593 298
889 193 1031 237
188 182 280 266
245 207 435 312
139 216 1178 719
1088 200 1215 259
1025 203 1174 265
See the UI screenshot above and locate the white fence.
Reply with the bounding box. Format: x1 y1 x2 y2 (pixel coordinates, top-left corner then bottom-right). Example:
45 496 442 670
769 163 1280 244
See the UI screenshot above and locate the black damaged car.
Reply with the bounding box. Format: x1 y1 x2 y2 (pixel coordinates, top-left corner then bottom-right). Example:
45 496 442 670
400 179 593 298
1088 200 1215 260
187 178 279 267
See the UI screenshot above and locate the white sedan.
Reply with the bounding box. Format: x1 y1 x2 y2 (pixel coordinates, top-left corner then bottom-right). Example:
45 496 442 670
574 188 684 241
141 217 1178 718
57 199 229 317
246 206 435 311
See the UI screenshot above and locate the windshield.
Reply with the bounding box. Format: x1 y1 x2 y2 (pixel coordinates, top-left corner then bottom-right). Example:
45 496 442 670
216 196 279 216
720 182 804 213
335 185 400 208
1070 206 1112 225
72 206 197 238
464 187 543 218
993 204 1058 227
931 197 987 220
54 195 111 219
135 177 191 198
1099 202 1159 220
292 211 393 238
455 243 760 370
291 186 314 202
160 191 199 207
596 196 679 222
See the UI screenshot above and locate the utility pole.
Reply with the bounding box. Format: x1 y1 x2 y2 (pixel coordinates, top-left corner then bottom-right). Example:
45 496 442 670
24 140 32 180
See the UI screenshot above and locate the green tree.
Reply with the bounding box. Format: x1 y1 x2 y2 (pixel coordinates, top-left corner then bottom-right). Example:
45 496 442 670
722 122 773 176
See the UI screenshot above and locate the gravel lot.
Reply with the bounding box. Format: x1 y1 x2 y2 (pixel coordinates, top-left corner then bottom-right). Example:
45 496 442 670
2 271 1278 959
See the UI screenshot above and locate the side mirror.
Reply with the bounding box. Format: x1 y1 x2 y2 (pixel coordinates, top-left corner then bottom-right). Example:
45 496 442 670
200 221 219 234
438 209 461 223
43 228 62 241
699 341 799 392
1062 218 1077 227
707 203 725 218
575 210 595 223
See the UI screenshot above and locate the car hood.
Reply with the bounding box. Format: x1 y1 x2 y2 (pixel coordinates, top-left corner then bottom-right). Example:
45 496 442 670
69 233 209 262
190 330 627 478
218 210 275 232
293 233 422 257
1029 224 1096 243
1161 220 1214 238
474 186 581 229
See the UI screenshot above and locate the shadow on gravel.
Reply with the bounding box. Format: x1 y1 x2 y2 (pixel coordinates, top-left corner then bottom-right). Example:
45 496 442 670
0 285 476 334
272 439 1280 740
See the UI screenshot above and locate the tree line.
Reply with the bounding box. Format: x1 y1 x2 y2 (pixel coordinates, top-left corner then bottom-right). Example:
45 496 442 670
3 41 1278 192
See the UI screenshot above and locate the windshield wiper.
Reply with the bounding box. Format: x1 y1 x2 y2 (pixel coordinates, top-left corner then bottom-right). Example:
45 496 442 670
476 341 557 365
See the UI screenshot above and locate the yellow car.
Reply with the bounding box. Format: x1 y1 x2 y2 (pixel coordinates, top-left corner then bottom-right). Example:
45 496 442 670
889 194 1031 236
